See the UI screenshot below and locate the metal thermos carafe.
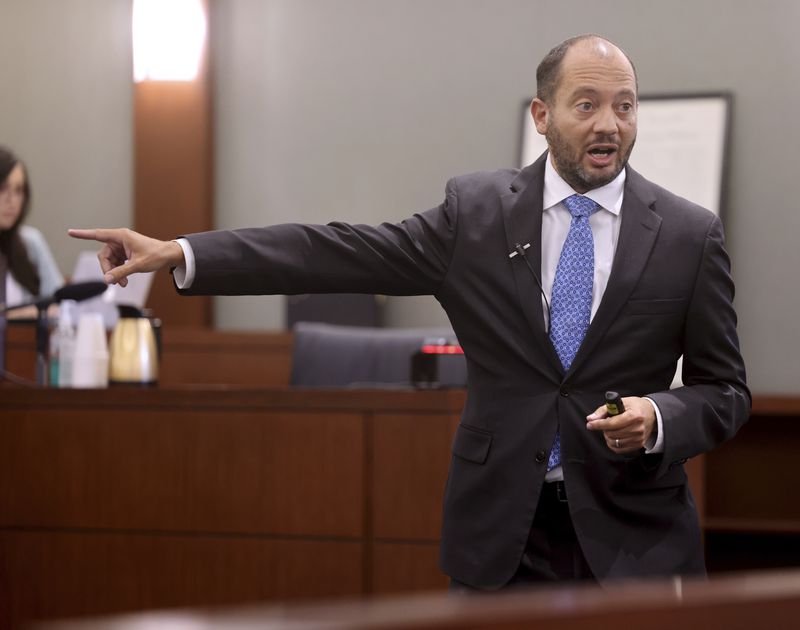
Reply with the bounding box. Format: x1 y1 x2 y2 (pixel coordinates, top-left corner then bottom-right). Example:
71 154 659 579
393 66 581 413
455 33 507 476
108 305 158 385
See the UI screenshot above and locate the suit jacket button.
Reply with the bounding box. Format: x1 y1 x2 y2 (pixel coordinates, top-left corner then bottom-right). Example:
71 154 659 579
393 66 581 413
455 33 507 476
560 389 569 397
535 450 547 463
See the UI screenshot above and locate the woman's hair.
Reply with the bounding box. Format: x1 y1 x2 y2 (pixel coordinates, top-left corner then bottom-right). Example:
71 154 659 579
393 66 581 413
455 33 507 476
0 145 40 296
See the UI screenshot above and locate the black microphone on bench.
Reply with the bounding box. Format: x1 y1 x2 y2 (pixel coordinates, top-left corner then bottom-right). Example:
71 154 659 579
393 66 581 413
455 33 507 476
1 280 108 313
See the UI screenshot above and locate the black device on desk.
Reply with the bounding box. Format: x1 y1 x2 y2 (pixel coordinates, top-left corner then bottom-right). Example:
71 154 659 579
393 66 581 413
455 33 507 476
411 338 467 389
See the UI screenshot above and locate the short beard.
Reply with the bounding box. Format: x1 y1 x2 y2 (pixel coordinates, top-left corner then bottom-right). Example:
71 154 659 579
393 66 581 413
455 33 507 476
545 123 635 192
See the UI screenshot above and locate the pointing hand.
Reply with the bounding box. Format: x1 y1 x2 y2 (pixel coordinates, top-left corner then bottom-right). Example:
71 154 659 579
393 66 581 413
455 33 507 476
68 228 184 288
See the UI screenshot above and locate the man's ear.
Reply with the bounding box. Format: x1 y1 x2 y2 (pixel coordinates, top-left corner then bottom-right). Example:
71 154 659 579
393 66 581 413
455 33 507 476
530 98 549 135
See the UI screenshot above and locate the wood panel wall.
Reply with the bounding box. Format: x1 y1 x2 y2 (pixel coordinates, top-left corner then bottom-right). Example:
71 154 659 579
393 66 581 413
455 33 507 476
133 0 213 327
0 388 464 628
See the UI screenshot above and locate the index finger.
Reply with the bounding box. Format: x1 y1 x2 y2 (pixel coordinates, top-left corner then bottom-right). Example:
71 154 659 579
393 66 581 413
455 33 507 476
68 228 119 243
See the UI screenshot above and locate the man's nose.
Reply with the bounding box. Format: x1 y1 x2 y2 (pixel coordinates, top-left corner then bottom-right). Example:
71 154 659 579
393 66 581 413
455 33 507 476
593 106 619 135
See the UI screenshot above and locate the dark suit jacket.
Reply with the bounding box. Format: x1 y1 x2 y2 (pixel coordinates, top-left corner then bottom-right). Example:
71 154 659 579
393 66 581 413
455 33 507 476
181 153 750 588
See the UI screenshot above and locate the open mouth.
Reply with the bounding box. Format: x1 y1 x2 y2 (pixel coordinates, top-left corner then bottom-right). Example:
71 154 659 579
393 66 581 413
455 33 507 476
588 144 617 156
586 144 618 166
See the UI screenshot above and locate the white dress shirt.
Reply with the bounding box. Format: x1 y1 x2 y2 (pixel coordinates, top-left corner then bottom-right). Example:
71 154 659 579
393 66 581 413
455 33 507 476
172 238 195 289
541 156 664 481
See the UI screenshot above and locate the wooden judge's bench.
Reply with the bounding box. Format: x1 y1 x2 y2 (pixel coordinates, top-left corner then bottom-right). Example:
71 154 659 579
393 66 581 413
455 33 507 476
2 323 799 629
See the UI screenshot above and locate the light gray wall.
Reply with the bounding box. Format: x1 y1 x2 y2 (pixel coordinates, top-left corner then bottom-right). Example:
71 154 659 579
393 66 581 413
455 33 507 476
1 1 797 394
212 0 800 394
0 0 133 271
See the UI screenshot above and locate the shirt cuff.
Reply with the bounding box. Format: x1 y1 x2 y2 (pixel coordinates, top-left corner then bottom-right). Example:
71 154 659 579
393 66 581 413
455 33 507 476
643 397 665 453
172 238 196 289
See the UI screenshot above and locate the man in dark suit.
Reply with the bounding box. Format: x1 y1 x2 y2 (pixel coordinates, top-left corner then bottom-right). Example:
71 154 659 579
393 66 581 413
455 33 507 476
70 34 749 589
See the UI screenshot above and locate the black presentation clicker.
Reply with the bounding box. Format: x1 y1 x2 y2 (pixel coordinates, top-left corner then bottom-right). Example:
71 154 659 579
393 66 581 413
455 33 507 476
605 391 625 416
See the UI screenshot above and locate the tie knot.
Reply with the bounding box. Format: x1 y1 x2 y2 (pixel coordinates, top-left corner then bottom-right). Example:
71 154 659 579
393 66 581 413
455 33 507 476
563 194 600 219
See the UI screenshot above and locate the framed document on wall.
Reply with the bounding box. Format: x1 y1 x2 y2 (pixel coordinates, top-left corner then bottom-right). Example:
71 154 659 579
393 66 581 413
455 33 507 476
520 92 733 217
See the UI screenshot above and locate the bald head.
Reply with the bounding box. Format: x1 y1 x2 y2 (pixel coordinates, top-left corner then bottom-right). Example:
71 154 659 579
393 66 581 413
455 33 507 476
536 35 638 104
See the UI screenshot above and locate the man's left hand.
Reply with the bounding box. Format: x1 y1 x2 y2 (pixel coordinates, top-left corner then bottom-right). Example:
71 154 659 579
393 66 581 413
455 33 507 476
586 397 656 454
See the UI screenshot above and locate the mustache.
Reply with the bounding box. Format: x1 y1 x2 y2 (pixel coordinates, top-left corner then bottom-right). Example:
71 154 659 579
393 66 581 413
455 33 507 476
587 134 620 146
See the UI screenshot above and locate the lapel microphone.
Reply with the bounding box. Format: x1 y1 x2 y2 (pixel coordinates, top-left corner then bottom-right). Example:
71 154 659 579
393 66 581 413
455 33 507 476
509 242 551 327
507 243 530 259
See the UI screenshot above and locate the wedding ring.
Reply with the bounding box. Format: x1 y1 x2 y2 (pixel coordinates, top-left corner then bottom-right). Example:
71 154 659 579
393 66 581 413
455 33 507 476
615 438 620 448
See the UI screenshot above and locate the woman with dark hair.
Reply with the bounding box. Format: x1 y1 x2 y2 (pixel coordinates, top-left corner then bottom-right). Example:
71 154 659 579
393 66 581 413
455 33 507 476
0 146 64 310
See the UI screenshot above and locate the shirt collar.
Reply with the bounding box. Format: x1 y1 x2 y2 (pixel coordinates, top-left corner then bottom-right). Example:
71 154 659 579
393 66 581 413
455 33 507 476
543 152 626 215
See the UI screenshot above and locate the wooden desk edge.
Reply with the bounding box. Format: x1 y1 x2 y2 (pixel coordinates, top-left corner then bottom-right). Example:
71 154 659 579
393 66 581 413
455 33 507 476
0 385 468 413
37 568 800 630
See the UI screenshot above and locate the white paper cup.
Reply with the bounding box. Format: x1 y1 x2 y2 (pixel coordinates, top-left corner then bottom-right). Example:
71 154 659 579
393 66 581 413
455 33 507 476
72 313 109 388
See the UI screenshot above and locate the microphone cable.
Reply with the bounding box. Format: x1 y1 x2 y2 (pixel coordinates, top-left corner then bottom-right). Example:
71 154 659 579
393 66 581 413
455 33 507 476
513 242 551 330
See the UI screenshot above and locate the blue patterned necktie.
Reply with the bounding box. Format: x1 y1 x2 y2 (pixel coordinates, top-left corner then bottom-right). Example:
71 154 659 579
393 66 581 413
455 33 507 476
547 194 600 471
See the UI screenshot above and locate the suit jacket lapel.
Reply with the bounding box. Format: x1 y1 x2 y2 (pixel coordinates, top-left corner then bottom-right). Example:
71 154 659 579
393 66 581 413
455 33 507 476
501 153 564 374
568 167 662 375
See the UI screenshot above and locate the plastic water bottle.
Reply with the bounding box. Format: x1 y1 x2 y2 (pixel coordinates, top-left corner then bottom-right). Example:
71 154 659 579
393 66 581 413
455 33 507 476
48 300 78 387
48 325 60 386
57 300 77 388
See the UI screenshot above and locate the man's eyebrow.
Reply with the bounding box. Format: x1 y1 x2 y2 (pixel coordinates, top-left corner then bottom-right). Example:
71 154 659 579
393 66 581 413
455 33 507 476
567 87 637 101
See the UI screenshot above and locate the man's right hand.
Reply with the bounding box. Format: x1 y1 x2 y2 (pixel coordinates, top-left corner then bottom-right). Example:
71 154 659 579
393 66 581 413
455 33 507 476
68 228 185 288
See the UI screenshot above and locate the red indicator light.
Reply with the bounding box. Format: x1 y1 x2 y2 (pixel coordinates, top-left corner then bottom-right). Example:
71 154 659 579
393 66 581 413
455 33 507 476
420 345 464 355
